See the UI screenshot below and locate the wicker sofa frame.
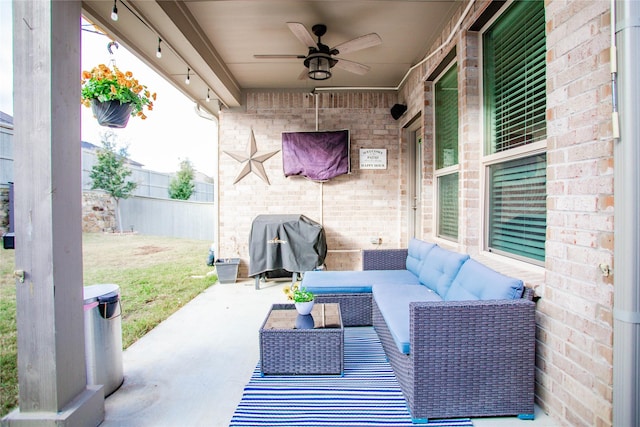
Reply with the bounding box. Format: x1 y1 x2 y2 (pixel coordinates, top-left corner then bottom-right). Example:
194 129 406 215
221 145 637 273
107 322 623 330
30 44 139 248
315 247 536 422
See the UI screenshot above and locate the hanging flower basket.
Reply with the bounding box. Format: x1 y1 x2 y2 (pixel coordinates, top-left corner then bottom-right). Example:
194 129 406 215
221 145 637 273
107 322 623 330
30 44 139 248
81 63 156 127
91 100 134 128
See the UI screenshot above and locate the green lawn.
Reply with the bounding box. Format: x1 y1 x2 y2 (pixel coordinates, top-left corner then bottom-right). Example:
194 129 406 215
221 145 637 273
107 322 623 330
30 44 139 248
0 233 218 417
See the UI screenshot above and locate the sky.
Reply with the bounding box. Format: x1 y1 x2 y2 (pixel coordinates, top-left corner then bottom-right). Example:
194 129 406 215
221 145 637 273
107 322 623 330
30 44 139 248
0 1 218 177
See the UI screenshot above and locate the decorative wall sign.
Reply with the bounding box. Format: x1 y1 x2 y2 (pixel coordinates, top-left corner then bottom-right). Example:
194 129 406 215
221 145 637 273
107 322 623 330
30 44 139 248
224 129 279 184
359 148 387 169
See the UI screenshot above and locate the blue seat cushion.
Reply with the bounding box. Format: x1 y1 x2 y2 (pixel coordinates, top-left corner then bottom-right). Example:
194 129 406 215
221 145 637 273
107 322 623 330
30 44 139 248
445 259 524 301
302 270 420 294
373 284 442 354
418 246 470 297
405 239 437 276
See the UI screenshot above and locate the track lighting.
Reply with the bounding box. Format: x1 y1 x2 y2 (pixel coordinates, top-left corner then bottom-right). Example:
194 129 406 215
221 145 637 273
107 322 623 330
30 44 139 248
206 88 211 102
111 0 118 21
185 68 190 85
156 38 162 59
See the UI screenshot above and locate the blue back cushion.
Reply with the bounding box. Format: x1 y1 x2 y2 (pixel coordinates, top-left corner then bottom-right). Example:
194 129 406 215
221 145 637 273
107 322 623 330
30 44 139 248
302 270 420 294
418 246 469 296
444 259 524 301
405 239 437 276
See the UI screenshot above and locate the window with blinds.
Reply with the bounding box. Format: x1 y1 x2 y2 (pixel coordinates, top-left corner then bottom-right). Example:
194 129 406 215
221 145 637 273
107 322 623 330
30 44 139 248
482 0 547 264
483 0 546 154
435 65 458 169
438 173 459 239
488 155 546 263
434 63 459 240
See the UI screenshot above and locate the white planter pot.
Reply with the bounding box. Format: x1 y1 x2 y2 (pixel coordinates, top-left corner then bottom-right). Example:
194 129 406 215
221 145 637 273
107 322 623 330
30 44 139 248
294 300 315 315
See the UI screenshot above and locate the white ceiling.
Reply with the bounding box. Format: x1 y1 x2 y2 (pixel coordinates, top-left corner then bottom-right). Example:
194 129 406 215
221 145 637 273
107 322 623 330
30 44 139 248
81 0 461 114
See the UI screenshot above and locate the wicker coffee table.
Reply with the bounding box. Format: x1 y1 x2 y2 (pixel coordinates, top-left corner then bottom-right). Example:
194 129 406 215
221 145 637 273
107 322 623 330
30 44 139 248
259 303 344 375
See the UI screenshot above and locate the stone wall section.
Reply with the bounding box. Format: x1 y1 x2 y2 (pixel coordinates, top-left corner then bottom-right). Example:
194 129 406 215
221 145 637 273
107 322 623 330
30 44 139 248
0 187 8 234
0 189 115 235
81 191 116 232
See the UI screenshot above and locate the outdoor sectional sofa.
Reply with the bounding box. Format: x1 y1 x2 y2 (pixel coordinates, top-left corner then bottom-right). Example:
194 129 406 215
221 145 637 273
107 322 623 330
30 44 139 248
301 238 536 423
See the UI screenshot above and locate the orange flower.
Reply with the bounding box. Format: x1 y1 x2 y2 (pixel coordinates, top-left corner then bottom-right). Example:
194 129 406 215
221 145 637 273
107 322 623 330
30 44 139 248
81 63 156 120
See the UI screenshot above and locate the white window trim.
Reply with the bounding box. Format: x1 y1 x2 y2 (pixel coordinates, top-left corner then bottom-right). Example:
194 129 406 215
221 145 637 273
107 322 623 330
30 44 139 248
432 60 460 243
477 0 548 265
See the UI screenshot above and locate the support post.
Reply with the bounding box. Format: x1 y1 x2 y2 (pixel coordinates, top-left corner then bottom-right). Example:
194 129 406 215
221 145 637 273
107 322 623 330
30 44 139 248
2 1 104 425
613 0 640 426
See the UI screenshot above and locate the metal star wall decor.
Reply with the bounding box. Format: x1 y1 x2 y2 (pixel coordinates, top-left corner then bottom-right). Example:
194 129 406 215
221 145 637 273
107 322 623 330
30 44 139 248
224 129 279 185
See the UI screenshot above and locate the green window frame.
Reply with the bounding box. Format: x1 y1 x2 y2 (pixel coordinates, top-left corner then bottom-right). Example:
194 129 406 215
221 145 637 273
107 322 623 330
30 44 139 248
483 0 547 264
434 63 459 240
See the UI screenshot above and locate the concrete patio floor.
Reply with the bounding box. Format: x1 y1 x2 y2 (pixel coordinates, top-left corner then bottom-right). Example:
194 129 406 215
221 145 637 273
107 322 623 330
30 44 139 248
102 279 560 427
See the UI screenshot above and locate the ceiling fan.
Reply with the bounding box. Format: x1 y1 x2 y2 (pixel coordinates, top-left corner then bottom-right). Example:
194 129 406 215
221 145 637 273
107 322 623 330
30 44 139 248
254 22 382 81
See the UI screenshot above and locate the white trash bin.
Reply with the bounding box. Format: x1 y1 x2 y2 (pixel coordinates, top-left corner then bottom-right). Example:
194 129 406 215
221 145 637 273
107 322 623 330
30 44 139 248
83 284 124 396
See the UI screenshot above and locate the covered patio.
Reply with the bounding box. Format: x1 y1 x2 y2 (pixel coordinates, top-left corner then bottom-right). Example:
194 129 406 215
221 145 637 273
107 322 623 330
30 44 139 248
5 1 639 426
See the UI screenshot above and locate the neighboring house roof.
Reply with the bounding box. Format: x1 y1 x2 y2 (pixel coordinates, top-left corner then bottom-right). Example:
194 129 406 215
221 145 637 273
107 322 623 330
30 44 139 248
82 140 145 168
0 111 14 127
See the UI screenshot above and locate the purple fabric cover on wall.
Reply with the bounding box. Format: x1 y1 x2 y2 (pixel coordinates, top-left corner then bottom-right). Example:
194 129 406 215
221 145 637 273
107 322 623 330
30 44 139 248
282 130 350 181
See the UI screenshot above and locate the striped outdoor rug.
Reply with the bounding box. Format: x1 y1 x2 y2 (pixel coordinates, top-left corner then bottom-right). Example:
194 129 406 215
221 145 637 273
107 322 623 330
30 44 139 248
230 327 473 427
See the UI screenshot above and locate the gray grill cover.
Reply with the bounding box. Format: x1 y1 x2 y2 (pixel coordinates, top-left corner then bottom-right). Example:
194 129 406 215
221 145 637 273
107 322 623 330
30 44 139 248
249 214 327 277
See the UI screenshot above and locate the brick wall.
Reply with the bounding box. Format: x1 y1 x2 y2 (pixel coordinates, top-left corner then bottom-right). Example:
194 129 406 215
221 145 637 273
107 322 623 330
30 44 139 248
217 1 615 425
219 91 401 276
542 1 614 425
400 1 615 425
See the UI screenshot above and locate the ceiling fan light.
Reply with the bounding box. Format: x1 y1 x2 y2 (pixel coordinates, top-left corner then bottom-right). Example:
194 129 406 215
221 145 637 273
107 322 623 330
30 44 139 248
306 54 332 81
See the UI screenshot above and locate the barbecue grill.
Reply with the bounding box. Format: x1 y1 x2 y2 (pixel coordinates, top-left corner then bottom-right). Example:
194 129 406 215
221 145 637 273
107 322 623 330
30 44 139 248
249 214 327 289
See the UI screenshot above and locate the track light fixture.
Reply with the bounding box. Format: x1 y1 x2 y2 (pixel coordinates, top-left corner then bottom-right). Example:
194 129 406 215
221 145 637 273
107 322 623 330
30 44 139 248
185 68 190 85
111 0 118 21
206 88 211 102
156 38 162 58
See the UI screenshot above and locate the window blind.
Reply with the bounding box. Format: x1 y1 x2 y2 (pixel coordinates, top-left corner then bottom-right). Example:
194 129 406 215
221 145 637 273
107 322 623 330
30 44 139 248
488 155 546 263
484 0 546 154
438 173 459 239
435 65 458 169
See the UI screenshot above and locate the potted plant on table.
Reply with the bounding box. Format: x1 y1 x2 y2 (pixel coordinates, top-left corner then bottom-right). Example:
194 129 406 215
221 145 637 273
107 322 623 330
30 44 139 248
284 282 315 315
81 63 156 128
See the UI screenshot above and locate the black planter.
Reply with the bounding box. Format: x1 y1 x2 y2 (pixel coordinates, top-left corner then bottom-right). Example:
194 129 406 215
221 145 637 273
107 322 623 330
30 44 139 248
91 100 134 128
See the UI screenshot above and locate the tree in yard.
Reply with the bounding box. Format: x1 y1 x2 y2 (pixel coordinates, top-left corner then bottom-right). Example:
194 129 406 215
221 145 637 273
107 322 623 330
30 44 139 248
169 159 196 200
90 132 137 233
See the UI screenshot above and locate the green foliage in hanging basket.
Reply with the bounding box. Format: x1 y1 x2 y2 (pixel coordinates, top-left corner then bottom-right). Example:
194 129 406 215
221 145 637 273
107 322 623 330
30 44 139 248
81 63 156 119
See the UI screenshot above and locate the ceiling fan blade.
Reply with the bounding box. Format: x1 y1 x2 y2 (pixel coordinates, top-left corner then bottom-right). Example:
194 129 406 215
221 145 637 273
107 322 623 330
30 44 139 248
287 22 317 49
331 33 382 55
254 54 306 59
334 59 371 75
